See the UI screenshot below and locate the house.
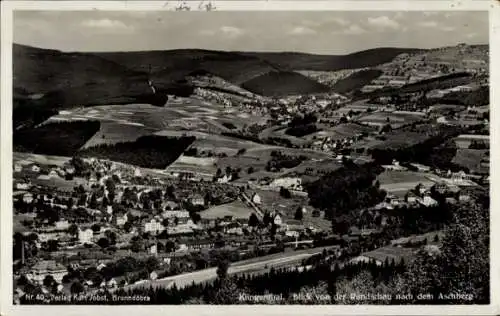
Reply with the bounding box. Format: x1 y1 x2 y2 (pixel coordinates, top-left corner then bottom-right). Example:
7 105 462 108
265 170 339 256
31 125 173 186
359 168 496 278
217 174 231 184
48 170 60 178
285 230 300 238
107 278 118 289
251 193 262 205
96 263 107 271
458 191 471 202
64 166 76 175
31 164 41 173
54 219 70 230
432 182 449 195
419 194 438 207
186 240 215 251
405 191 418 204
26 260 67 284
22 193 34 204
190 194 205 207
15 181 31 190
78 228 93 244
150 271 158 280
89 175 98 186
149 244 157 255
114 213 128 227
14 163 23 173
144 218 165 235
38 231 66 243
161 210 190 220
415 183 427 196
269 177 303 191
134 168 142 177
273 214 283 226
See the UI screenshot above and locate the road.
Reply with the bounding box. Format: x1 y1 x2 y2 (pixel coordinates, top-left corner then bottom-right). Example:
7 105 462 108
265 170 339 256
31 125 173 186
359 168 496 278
240 191 264 218
120 246 334 291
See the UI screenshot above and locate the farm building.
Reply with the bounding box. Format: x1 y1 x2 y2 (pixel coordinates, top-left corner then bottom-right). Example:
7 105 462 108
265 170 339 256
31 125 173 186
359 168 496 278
26 260 67 284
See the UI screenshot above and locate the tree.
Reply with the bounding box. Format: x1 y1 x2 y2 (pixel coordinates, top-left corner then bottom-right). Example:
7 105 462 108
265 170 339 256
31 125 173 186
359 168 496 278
211 259 239 304
145 256 160 273
43 275 56 288
105 230 117 245
46 239 59 252
91 223 101 233
130 236 144 253
248 213 259 227
400 202 489 304
68 224 79 237
247 166 255 174
279 187 292 199
123 221 133 233
294 206 304 220
165 240 176 253
70 281 84 294
97 237 110 249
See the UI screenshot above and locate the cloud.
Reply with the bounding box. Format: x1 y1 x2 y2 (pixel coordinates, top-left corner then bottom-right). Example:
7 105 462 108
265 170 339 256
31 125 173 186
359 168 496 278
81 19 132 31
367 16 400 30
418 21 439 28
220 26 243 38
199 26 244 38
441 26 456 32
466 32 478 39
289 26 316 35
343 24 366 35
330 17 349 26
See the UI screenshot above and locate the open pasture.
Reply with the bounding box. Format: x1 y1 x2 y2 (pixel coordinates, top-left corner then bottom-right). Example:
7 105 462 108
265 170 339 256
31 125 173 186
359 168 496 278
165 155 218 176
377 170 436 193
357 111 425 128
13 152 71 166
200 200 254 219
309 123 376 141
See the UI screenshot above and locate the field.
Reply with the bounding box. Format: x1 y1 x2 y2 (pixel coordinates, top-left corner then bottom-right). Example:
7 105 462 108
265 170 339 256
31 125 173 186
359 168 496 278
352 130 434 152
47 97 268 137
357 245 417 264
165 155 218 177
199 200 254 219
452 149 489 174
13 152 71 167
31 176 88 191
357 111 425 128
83 121 157 149
377 170 436 194
307 123 376 142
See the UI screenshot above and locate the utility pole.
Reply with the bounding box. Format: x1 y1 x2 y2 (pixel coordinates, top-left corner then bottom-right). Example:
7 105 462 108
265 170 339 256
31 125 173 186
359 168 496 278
21 240 25 265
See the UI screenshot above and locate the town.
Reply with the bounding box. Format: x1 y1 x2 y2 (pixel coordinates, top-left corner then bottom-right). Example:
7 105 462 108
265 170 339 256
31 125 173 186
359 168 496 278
11 10 490 305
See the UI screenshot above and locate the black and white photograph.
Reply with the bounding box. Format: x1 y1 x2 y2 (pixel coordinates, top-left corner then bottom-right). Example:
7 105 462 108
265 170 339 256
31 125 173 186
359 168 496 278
1 1 497 313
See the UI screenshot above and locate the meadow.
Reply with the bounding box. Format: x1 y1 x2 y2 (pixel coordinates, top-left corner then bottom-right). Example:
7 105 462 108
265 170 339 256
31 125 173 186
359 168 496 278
199 200 254 219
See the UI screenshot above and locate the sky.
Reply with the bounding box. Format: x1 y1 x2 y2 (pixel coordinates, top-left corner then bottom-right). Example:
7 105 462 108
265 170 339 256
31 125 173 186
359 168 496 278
14 11 488 55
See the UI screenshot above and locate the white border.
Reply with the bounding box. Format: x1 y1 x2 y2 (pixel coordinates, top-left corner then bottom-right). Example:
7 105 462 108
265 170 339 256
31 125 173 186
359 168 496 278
1 1 499 315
